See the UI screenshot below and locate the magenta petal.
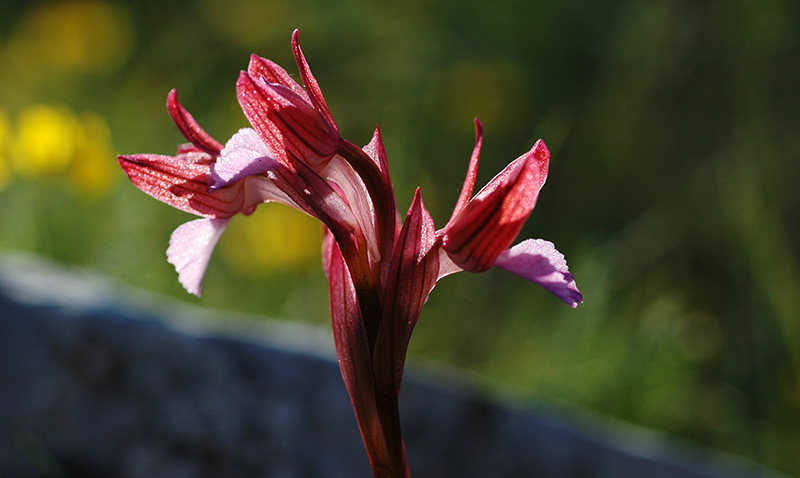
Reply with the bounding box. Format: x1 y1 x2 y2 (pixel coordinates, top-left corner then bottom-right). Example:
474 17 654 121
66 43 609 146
211 128 279 189
236 71 339 168
167 217 231 297
247 54 309 102
442 140 550 273
494 239 583 307
448 119 483 222
167 90 223 155
292 30 338 135
118 154 247 218
363 125 390 175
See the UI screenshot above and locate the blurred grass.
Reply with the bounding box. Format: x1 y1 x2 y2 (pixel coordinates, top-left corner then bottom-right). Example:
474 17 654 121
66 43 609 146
1 0 799 474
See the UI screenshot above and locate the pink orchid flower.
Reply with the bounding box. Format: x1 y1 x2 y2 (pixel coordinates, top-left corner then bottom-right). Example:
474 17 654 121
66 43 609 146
438 119 583 308
119 90 282 296
119 30 581 478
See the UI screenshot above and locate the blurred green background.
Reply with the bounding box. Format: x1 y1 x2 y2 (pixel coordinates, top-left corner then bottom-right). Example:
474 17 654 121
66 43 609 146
1 0 799 474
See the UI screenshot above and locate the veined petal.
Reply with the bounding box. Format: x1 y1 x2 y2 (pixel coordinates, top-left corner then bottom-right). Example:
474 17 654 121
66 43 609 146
292 30 338 135
211 128 280 189
322 232 372 391
337 136 397 283
361 127 397 245
167 217 231 297
237 71 339 168
167 90 223 155
118 153 246 217
375 189 438 394
442 139 550 272
267 160 371 292
449 119 483 222
494 238 583 308
269 159 360 234
247 54 309 102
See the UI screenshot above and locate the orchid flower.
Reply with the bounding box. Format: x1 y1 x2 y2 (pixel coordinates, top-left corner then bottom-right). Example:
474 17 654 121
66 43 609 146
118 90 297 296
119 30 581 478
438 119 583 308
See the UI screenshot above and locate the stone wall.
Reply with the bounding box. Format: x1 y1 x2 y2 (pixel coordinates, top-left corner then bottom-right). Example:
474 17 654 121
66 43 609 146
0 255 783 477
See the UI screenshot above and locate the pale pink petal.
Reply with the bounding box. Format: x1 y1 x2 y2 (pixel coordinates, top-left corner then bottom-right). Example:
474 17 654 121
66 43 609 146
436 246 464 281
241 174 308 215
211 128 279 189
167 217 231 297
321 155 380 261
494 238 583 307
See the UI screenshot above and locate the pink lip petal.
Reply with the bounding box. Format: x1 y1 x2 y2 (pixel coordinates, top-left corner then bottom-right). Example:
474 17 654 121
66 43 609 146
211 128 280 190
494 238 583 308
167 217 231 297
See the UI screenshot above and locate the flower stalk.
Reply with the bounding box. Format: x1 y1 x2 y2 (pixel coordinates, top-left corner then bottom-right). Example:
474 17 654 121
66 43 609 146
118 30 581 477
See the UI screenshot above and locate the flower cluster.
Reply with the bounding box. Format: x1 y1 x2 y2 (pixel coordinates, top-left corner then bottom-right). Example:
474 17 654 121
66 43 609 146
119 30 581 478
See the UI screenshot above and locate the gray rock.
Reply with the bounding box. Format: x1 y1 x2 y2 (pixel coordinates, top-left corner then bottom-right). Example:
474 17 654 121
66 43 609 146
0 254 784 477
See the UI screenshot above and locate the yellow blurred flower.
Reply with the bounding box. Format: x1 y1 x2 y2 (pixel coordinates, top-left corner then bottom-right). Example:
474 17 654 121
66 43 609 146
10 105 77 178
9 104 116 194
6 1 134 76
222 206 321 274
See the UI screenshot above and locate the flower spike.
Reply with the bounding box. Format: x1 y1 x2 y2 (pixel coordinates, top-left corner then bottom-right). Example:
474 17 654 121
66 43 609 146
118 32 581 478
